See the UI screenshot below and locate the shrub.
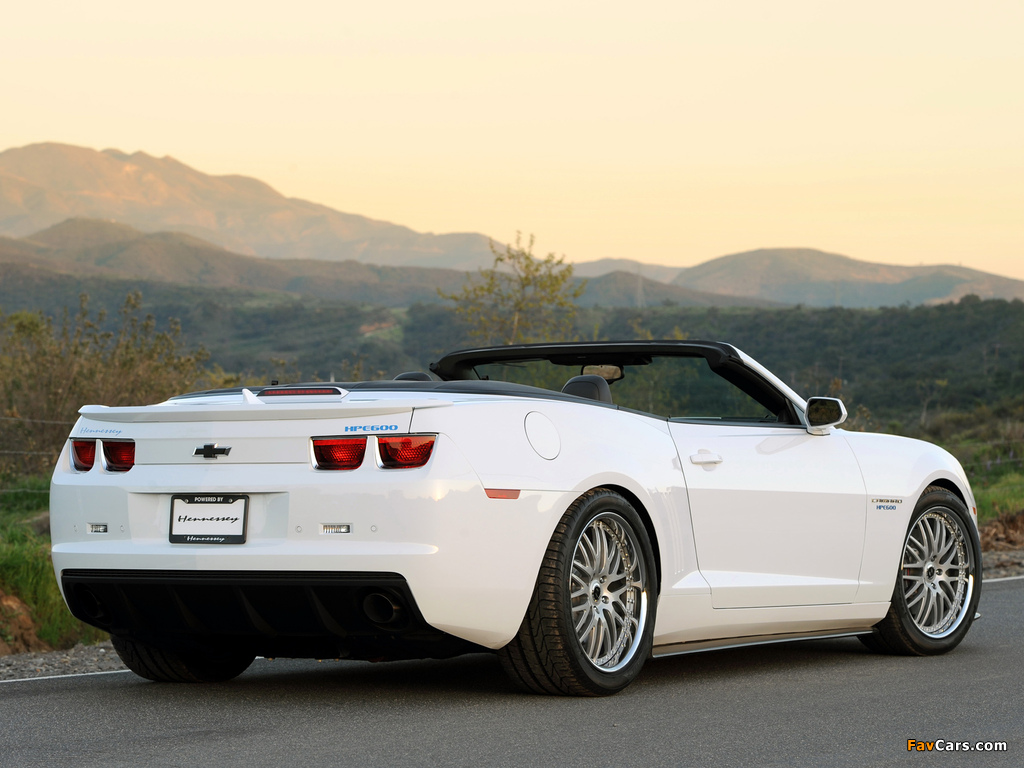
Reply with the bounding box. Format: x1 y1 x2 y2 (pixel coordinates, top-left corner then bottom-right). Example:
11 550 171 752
0 520 106 648
0 292 208 476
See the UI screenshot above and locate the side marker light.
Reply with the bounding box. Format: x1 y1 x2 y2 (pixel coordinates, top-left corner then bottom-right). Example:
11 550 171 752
485 489 521 500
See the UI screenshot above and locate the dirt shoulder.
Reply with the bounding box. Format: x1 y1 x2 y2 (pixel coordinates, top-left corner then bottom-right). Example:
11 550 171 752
0 639 125 681
979 509 1024 578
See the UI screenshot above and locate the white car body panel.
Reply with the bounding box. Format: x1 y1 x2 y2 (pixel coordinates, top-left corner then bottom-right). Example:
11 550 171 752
842 430 977 603
50 343 978 663
669 422 866 608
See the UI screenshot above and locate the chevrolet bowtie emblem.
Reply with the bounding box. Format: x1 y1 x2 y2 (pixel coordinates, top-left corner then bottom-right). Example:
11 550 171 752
194 443 231 459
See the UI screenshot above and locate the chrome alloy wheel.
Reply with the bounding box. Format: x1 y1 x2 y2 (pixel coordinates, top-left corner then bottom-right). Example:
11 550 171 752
570 512 648 672
901 509 975 638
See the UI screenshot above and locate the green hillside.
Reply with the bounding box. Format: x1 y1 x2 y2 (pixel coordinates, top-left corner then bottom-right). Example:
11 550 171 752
401 297 1024 520
403 297 1024 426
0 263 417 380
4 288 1024 525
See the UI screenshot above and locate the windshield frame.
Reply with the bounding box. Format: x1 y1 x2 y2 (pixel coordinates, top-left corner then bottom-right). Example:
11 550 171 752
430 340 801 424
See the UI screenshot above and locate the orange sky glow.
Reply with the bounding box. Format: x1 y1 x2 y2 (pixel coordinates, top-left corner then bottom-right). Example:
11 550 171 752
2 1 1022 278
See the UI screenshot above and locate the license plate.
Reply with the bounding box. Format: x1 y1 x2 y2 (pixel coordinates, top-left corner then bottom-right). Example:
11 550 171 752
170 494 248 544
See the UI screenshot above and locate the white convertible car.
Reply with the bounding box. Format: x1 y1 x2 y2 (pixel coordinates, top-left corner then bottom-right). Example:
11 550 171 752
50 341 981 695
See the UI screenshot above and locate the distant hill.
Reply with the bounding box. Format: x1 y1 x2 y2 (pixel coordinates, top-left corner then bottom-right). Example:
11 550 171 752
578 271 781 308
0 143 495 269
25 217 141 250
3 218 470 307
672 248 1024 307
573 258 685 283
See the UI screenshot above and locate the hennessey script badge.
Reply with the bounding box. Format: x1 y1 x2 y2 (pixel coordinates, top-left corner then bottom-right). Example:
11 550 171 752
194 443 231 459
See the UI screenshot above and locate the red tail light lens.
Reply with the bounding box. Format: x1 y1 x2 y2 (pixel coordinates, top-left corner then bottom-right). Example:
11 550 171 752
378 436 435 469
261 387 345 397
72 440 96 471
103 441 135 472
313 438 367 470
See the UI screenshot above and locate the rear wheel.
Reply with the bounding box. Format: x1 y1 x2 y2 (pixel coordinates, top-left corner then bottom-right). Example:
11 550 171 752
111 635 255 683
498 488 657 696
861 486 981 655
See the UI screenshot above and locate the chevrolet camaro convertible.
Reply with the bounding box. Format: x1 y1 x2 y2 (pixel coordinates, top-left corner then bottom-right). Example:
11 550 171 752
50 341 982 696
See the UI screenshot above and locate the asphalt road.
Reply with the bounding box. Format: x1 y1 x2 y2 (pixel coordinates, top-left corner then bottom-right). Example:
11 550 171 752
2 580 1021 768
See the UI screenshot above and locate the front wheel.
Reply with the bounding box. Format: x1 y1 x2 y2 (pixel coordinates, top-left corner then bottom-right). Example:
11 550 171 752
861 486 981 655
498 488 657 696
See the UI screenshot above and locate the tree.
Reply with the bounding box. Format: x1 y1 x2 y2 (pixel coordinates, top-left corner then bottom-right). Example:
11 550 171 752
0 293 208 476
439 233 585 346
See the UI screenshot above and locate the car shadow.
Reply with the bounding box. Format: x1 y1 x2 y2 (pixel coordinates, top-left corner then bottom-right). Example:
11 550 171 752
100 636 890 701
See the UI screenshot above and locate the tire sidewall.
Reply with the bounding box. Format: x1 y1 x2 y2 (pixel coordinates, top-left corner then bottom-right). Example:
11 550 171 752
556 490 658 694
891 489 982 653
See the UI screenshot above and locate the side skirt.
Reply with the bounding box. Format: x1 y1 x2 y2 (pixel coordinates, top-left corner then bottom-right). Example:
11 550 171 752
652 628 872 658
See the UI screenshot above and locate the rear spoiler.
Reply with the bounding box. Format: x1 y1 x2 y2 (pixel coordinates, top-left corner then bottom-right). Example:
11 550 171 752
78 397 452 423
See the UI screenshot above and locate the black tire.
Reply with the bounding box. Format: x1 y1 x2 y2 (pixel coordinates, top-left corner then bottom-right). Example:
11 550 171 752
498 488 657 696
111 635 255 683
860 485 981 655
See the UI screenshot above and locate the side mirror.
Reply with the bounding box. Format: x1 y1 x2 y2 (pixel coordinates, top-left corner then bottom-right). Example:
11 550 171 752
805 397 847 435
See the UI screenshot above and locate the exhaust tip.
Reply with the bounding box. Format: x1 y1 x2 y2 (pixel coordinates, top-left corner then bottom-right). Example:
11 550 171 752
363 592 404 627
74 585 108 624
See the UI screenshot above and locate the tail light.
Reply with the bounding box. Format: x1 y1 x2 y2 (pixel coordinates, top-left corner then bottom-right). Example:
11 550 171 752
313 437 367 470
72 440 96 471
261 387 345 397
102 441 135 472
378 436 435 469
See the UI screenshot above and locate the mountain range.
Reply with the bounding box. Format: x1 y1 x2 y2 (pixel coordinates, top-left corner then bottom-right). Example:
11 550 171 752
0 218 778 310
2 141 1023 309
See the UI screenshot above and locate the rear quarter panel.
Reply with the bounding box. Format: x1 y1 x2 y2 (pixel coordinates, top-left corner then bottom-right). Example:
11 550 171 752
410 398 701 603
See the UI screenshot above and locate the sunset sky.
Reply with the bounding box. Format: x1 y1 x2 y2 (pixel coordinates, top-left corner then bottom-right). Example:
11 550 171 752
3 1 1023 277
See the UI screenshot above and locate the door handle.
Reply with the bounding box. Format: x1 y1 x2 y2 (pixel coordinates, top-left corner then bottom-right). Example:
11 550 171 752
689 452 723 465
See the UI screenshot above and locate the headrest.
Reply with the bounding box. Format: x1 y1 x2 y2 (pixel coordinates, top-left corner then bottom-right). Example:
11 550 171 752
561 374 613 404
394 371 433 381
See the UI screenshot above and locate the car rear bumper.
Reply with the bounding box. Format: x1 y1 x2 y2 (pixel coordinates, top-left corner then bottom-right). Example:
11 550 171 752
50 451 570 649
61 569 485 661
